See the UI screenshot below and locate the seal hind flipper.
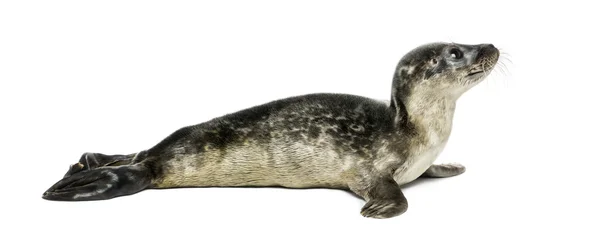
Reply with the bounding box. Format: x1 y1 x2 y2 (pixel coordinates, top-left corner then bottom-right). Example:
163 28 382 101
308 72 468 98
357 178 408 219
44 164 150 201
64 152 134 178
420 163 466 178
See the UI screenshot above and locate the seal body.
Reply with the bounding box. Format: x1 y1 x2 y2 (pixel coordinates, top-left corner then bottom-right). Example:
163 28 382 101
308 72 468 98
150 94 396 190
43 42 500 219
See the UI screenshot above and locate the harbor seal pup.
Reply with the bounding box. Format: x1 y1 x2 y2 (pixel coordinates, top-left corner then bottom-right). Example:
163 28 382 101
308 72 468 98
42 42 500 218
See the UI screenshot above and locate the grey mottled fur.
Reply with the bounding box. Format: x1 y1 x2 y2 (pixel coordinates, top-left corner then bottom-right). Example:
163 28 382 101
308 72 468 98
43 42 499 219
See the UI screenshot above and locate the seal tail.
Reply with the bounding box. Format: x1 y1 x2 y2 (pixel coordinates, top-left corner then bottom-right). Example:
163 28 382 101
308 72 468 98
42 163 151 201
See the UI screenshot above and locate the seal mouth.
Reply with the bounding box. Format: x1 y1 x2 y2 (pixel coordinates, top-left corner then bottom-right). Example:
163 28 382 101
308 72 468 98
467 70 484 76
468 45 500 77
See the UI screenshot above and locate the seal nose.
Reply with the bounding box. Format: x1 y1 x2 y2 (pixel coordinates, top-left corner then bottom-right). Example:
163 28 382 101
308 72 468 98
477 44 499 61
481 44 495 50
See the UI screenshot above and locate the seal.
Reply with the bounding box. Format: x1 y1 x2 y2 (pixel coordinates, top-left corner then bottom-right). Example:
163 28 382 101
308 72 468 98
43 42 499 219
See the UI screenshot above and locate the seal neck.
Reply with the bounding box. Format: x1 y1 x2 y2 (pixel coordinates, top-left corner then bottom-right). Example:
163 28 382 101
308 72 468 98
390 77 458 142
389 76 410 126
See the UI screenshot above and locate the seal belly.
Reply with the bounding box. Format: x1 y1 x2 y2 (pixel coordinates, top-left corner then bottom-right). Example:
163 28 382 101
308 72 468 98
153 137 355 189
394 141 447 185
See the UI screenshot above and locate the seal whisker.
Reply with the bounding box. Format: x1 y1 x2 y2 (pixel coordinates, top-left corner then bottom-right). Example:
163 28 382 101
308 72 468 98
499 61 509 76
492 60 505 77
499 52 513 64
497 56 512 77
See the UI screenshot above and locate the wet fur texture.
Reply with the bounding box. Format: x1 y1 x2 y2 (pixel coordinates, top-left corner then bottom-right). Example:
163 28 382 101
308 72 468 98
43 42 499 219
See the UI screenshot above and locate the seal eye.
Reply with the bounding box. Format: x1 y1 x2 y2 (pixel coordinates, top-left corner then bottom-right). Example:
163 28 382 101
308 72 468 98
450 48 463 59
430 58 438 65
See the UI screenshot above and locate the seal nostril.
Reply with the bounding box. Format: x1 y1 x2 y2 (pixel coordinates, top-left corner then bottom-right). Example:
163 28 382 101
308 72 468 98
476 44 498 60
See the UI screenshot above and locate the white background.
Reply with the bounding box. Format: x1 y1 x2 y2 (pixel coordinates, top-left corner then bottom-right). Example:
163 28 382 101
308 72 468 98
1 1 598 235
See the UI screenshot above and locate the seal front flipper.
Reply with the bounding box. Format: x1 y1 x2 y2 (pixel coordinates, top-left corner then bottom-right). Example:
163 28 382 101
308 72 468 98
43 164 151 201
356 178 408 219
420 163 466 178
64 152 135 178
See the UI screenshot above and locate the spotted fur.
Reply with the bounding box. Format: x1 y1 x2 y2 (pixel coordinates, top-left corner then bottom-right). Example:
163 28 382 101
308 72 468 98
43 42 500 219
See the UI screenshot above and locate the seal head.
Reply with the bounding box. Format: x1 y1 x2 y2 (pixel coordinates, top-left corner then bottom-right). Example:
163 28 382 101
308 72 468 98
389 43 499 126
392 43 499 101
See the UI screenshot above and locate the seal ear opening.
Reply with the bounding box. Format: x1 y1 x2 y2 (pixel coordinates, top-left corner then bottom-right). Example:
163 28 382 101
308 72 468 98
429 58 438 66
